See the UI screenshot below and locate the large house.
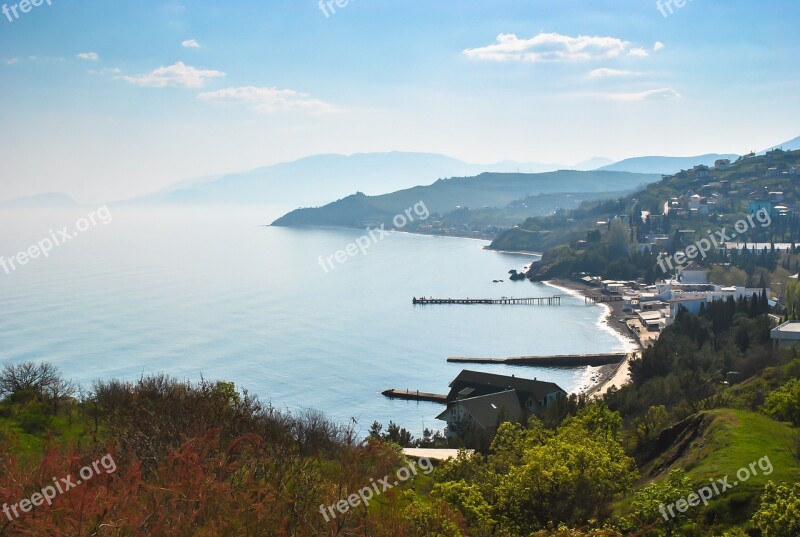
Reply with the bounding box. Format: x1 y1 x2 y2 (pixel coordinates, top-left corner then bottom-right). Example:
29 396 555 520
771 321 800 349
436 370 567 437
678 262 709 284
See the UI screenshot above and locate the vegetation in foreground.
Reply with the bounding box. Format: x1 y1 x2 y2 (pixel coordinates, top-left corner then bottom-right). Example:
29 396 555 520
1 296 799 535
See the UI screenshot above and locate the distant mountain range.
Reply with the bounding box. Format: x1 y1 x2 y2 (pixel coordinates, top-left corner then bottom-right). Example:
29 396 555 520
3 134 798 209
124 152 562 208
118 150 764 207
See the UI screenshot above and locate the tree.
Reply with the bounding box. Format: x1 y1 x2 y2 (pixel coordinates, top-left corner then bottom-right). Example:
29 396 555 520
752 481 800 537
633 405 668 446
1 361 58 396
763 378 800 426
785 281 800 320
630 469 694 537
0 361 73 409
431 480 496 533
382 421 414 446
608 220 631 259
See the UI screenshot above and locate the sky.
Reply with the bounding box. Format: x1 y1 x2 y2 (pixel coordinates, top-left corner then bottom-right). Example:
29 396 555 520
1 0 799 203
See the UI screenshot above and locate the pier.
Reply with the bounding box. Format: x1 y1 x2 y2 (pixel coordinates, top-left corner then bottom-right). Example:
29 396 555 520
447 353 628 367
381 389 448 404
412 296 561 306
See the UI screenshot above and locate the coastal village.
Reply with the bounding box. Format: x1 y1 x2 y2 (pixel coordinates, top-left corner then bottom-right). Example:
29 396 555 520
579 262 768 348
419 265 769 443
396 151 800 447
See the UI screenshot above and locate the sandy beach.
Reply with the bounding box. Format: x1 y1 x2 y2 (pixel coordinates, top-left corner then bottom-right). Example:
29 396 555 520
543 278 640 397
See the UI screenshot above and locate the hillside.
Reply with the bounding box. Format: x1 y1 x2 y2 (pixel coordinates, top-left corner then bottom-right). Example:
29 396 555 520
271 170 659 231
599 153 738 174
763 134 800 153
633 409 799 519
493 149 800 255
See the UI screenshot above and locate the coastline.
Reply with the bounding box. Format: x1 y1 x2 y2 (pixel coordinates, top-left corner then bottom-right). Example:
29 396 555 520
483 246 543 256
542 278 640 397
268 223 632 398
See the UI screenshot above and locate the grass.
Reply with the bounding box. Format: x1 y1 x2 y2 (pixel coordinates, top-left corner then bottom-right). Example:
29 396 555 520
681 409 799 488
679 409 800 526
616 408 800 529
0 401 92 458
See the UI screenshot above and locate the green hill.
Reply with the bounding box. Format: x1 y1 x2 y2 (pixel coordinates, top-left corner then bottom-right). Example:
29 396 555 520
493 149 800 254
623 408 800 528
272 170 659 229
599 153 739 174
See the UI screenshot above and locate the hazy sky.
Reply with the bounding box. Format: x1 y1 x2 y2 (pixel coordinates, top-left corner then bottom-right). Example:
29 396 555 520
1 0 799 203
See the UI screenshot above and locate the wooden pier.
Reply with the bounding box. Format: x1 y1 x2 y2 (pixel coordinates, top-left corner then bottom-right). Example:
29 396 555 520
381 389 448 404
412 296 561 306
447 353 628 367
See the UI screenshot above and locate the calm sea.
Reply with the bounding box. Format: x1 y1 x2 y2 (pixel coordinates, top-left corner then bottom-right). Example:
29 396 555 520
0 206 632 436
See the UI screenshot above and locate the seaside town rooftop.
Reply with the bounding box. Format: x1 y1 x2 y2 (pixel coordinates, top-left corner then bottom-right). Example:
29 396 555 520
770 320 800 349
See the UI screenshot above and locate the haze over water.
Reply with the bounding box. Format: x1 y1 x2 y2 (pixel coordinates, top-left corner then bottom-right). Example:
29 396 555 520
0 206 631 436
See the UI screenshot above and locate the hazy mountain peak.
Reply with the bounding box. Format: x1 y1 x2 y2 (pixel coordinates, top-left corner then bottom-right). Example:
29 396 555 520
762 134 800 153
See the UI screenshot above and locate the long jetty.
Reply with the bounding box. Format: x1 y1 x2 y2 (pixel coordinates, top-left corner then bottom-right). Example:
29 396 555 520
447 353 628 367
381 389 448 404
412 296 561 306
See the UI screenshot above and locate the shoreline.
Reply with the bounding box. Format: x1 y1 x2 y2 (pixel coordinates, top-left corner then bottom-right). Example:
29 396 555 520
542 278 639 396
483 246 543 256
271 223 634 398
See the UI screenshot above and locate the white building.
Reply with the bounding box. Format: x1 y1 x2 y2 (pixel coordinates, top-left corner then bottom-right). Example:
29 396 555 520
771 321 800 349
679 262 709 284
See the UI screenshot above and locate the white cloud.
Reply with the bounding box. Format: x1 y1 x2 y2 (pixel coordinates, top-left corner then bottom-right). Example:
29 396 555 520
606 87 682 101
464 32 632 62
628 47 649 57
77 52 99 61
182 39 201 48
654 41 666 51
197 86 333 114
588 68 639 79
3 58 21 65
119 61 225 88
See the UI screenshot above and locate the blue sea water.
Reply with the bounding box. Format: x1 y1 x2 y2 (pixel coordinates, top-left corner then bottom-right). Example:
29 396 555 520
0 206 631 436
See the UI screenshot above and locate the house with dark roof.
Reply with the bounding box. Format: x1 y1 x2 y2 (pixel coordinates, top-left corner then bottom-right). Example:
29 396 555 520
435 390 522 436
436 370 567 437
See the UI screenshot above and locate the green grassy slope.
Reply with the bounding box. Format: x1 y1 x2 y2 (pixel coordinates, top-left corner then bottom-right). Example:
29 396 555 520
626 408 800 528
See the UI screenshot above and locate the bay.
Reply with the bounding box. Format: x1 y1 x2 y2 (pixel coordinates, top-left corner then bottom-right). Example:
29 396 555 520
0 206 631 436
